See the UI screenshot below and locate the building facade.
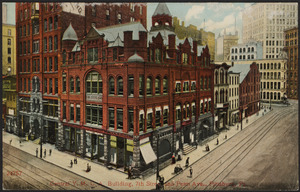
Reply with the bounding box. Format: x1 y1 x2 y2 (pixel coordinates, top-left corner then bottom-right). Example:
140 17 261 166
3 76 18 133
238 63 260 120
16 2 147 143
214 63 231 130
215 30 239 62
242 3 298 59
173 17 215 60
230 40 263 61
284 27 298 99
228 71 240 126
58 2 214 176
2 24 16 75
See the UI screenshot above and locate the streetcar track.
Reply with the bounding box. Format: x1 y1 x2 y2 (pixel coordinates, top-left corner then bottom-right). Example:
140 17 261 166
3 166 39 190
204 109 295 190
3 155 70 190
3 143 102 190
166 107 292 190
186 108 292 190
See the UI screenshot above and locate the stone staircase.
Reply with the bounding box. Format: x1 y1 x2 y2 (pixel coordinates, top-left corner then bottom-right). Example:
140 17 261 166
182 143 197 155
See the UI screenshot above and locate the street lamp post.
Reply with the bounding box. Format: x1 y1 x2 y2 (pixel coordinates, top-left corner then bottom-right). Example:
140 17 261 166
40 120 43 158
156 129 160 189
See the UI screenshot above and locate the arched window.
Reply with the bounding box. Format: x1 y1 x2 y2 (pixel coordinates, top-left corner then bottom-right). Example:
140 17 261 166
49 17 53 30
176 103 181 121
63 50 66 64
70 77 74 93
117 76 123 96
146 77 153 96
215 71 218 84
86 71 102 94
76 77 80 93
109 76 115 95
155 77 161 95
220 69 224 84
44 19 47 31
54 16 58 29
163 77 168 94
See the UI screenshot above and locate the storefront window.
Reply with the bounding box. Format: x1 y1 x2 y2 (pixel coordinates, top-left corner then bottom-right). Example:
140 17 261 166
64 127 70 150
85 133 92 158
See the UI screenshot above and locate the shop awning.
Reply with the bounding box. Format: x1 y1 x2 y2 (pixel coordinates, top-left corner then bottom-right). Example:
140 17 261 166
140 138 157 164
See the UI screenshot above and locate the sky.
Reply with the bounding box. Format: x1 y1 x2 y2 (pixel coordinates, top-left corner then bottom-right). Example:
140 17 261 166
3 2 254 41
147 3 253 42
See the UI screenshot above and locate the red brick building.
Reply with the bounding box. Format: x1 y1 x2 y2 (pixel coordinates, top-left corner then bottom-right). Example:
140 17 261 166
59 3 214 176
284 27 298 99
16 2 147 144
229 63 260 121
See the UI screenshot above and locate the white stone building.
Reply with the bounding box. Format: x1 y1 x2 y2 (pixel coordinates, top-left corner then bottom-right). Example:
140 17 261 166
228 71 240 125
230 40 263 61
242 3 298 59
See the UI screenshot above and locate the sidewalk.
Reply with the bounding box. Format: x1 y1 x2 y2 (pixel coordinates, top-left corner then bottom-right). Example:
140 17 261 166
2 108 271 190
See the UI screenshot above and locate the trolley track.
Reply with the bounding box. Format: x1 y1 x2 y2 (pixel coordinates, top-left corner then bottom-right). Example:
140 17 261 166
166 106 293 190
3 142 111 190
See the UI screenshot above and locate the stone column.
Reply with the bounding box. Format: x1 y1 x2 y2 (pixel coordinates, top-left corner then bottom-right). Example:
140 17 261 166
82 129 86 158
105 134 110 166
16 96 20 136
132 135 141 177
78 129 84 154
57 122 64 151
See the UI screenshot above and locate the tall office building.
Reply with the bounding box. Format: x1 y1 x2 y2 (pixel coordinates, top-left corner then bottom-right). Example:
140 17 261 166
242 3 298 59
215 29 239 62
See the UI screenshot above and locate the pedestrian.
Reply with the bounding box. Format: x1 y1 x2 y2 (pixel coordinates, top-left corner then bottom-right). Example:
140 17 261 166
189 166 193 178
225 134 227 139
44 149 46 158
74 156 77 164
185 157 190 167
36 148 38 157
9 139 12 145
172 154 176 164
19 140 22 147
70 160 73 168
127 166 131 179
86 163 91 172
237 124 239 130
160 175 165 190
49 149 52 156
216 138 219 145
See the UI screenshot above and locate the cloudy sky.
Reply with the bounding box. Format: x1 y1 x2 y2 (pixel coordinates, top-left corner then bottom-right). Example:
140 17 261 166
147 3 253 42
4 2 253 41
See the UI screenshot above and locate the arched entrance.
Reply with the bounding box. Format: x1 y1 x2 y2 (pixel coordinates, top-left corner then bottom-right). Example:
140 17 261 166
199 120 211 141
33 119 40 139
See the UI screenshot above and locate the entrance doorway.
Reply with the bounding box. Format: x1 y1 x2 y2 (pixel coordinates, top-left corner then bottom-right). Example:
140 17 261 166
183 125 191 143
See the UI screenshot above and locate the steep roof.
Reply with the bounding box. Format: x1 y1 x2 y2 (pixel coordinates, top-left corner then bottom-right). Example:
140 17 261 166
153 3 172 17
95 22 147 45
108 34 124 47
148 29 175 46
228 64 251 83
62 23 78 41
197 45 206 56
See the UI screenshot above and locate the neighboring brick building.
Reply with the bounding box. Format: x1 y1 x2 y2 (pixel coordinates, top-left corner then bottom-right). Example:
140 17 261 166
213 63 231 130
16 2 147 144
230 63 260 121
284 27 298 99
59 2 214 176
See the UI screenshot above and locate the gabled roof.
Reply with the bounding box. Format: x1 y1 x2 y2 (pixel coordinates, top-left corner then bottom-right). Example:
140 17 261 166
153 3 172 17
197 45 206 56
228 64 251 83
95 22 147 45
108 34 124 47
72 42 81 52
62 23 78 41
148 29 175 46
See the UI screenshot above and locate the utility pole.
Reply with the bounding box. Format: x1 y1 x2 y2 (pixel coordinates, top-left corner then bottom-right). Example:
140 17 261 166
40 120 43 158
156 130 160 189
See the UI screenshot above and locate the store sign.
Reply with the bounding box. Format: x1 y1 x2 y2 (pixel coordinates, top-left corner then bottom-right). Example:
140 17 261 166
8 109 14 115
86 94 102 102
61 3 85 16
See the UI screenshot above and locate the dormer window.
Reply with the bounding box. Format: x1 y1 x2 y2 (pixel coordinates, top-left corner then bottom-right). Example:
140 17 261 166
106 10 110 20
117 13 122 24
155 49 161 62
182 53 188 64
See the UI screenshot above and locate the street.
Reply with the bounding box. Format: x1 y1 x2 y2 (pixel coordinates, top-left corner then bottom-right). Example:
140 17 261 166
165 100 298 191
3 142 111 190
